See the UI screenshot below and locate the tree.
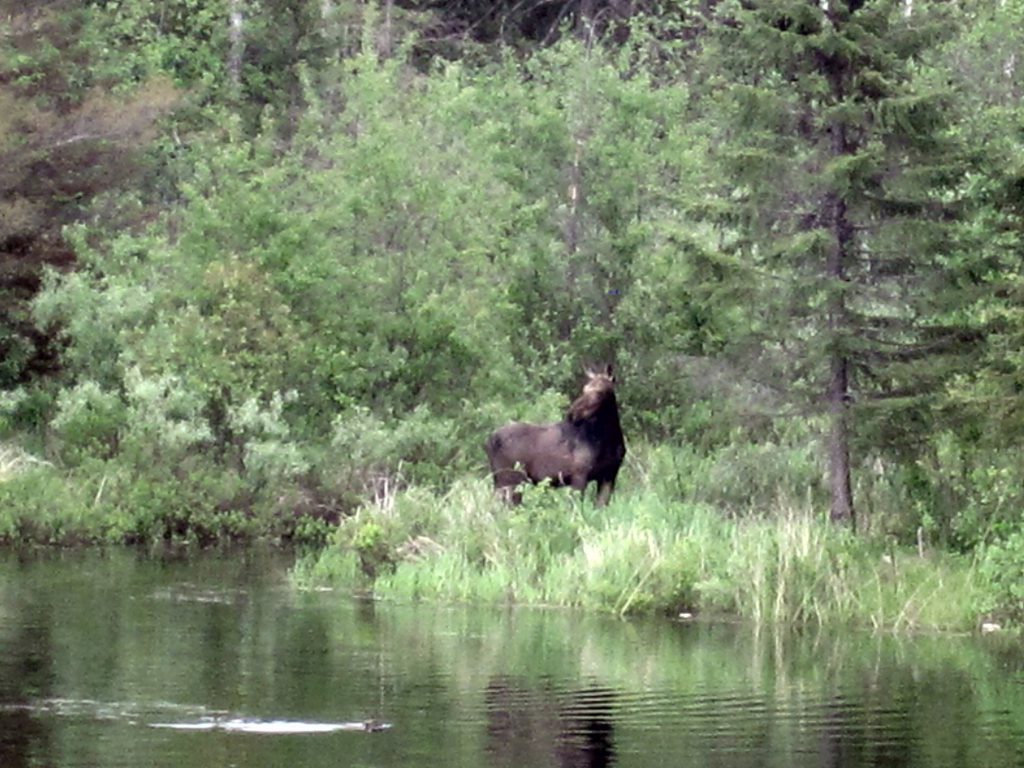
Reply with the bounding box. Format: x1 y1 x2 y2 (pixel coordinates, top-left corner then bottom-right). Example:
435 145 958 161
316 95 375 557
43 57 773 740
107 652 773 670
0 2 177 388
703 0 975 527
942 0 1024 441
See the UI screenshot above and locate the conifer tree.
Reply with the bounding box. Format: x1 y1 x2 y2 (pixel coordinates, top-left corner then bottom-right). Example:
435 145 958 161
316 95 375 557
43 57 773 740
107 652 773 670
702 0 974 526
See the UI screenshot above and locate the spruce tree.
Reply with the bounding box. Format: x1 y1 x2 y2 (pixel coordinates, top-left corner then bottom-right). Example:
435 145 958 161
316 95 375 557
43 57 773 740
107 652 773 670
702 0 974 526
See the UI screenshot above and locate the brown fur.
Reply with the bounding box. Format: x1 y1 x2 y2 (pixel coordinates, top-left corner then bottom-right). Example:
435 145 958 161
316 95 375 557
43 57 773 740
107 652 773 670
566 367 616 422
485 365 626 506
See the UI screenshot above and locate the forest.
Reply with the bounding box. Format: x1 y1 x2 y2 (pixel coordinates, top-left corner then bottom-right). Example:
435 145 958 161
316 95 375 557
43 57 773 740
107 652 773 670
1 0 1023 630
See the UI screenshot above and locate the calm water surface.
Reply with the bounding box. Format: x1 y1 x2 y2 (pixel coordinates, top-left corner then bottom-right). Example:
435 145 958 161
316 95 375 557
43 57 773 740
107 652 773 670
1 549 1022 768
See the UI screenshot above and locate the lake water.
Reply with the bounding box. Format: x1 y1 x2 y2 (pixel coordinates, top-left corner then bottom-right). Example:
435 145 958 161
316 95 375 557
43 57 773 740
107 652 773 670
1 549 1021 768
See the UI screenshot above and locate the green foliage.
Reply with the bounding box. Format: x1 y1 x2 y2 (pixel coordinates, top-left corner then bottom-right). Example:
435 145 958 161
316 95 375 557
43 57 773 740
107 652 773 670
328 406 459 489
855 434 1024 551
79 0 227 88
700 0 982 526
3 0 1024 637
0 3 179 387
0 467 96 545
0 442 48 484
0 387 54 433
631 438 826 514
227 392 309 483
506 482 586 578
119 367 214 460
576 523 700 615
350 520 396 580
50 381 128 463
978 531 1024 625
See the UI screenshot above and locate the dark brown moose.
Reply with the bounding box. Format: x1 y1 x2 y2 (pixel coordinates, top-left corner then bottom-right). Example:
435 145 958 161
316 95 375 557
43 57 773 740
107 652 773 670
485 365 626 506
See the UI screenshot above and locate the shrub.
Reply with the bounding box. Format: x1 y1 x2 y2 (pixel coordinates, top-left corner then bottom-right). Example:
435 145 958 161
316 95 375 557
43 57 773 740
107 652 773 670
0 387 54 433
119 367 213 461
228 392 310 483
0 466 97 544
323 405 460 504
629 441 826 516
0 442 50 482
51 381 128 463
978 531 1024 625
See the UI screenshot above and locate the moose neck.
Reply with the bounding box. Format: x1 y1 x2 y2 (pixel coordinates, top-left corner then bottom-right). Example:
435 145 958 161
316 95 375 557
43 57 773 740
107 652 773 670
573 392 621 441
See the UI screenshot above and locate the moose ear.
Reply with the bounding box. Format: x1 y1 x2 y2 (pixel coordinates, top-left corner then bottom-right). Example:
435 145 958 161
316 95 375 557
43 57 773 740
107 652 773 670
604 363 614 379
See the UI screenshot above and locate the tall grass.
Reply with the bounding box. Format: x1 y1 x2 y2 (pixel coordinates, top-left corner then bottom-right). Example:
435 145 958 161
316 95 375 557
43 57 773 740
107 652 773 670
295 445 986 632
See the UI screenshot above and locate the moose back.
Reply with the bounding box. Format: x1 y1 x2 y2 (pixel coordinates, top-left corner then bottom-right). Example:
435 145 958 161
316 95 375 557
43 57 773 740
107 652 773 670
485 366 626 506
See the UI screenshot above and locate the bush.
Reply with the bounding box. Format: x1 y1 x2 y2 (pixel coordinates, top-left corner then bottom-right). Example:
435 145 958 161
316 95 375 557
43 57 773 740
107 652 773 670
51 381 128 464
627 441 825 515
101 464 251 545
0 442 50 482
322 405 461 506
0 387 54 433
0 466 98 544
978 531 1024 625
119 367 213 461
0 446 333 546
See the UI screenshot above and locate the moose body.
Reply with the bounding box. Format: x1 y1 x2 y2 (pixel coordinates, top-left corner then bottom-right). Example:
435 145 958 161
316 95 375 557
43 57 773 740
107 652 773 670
485 366 626 506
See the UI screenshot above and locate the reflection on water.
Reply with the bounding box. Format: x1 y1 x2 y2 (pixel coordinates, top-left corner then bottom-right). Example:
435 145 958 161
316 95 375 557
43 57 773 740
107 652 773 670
0 549 1022 768
150 718 391 733
0 698 391 734
485 678 616 768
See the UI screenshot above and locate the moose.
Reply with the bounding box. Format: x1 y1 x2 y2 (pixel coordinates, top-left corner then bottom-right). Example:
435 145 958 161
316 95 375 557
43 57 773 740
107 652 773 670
485 365 626 506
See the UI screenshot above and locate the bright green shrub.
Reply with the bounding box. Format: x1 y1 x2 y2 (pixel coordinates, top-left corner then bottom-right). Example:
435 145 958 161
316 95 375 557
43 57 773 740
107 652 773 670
51 381 128 464
978 531 1024 625
120 367 213 461
0 466 97 544
325 406 460 500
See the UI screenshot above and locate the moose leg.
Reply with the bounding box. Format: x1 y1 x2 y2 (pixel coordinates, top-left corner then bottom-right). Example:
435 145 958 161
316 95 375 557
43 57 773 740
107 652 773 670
500 486 524 505
491 468 527 505
568 475 590 504
487 451 534 505
485 431 532 505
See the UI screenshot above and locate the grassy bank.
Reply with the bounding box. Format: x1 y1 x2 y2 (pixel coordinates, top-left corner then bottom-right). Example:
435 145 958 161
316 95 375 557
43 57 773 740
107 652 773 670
294 450 989 634
1 437 1013 633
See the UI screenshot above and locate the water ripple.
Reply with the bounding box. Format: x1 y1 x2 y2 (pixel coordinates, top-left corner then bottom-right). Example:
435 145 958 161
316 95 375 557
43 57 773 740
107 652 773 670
0 698 390 736
150 719 391 734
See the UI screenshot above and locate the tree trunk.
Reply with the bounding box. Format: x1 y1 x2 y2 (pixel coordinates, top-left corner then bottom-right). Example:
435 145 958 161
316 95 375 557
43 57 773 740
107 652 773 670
823 40 856 528
564 138 583 256
378 0 394 58
579 0 598 43
228 0 245 94
827 347 855 526
825 190 856 528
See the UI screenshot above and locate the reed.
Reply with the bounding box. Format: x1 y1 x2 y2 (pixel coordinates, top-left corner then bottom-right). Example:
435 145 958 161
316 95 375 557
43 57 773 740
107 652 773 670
719 504 851 626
